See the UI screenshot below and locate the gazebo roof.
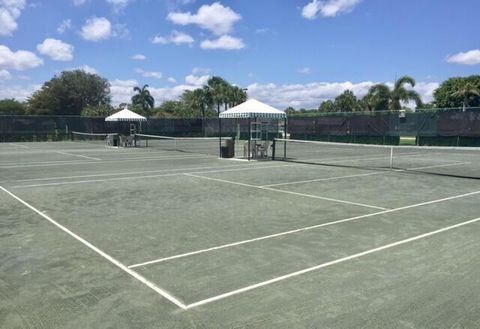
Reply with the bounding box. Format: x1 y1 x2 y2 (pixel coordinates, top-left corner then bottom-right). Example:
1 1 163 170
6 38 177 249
105 108 147 122
219 99 286 119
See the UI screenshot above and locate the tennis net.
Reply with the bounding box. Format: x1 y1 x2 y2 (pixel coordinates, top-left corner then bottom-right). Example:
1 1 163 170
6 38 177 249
72 131 118 145
272 138 480 179
134 133 231 156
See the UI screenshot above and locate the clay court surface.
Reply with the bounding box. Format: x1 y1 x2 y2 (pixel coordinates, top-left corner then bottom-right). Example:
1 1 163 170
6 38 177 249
1 141 480 328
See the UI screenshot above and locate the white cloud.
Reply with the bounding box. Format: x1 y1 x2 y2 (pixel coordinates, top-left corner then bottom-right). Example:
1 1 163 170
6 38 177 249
108 78 438 109
80 17 112 41
200 35 245 50
72 0 88 6
109 79 138 105
302 0 361 19
167 77 177 84
151 30 194 46
0 0 26 36
135 68 162 79
37 38 74 61
185 74 209 86
78 64 97 74
106 0 132 12
298 67 311 75
170 30 194 45
447 49 480 66
109 78 197 106
247 81 372 108
0 83 40 100
64 64 98 74
151 35 167 44
112 23 129 39
246 80 438 109
255 28 269 34
166 0 196 11
192 67 210 75
411 82 439 104
132 54 146 60
0 45 43 71
0 69 11 80
57 19 72 34
167 2 241 35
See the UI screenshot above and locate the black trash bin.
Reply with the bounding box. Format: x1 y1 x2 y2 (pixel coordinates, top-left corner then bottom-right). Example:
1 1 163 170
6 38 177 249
221 139 235 158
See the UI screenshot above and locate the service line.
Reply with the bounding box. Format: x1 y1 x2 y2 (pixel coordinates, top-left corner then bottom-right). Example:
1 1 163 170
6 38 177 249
128 189 480 269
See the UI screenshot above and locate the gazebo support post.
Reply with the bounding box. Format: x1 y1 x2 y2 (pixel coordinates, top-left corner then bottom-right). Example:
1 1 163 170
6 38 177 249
248 116 251 161
283 116 288 159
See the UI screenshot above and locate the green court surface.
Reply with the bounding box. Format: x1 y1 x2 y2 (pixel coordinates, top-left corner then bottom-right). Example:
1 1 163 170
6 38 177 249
1 141 480 328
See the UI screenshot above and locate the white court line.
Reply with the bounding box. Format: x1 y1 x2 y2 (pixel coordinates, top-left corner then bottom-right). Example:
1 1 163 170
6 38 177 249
7 143 29 148
11 173 183 188
288 151 423 166
185 173 387 210
56 151 102 161
0 185 187 310
128 189 480 269
261 161 471 188
0 154 213 169
15 163 296 183
262 172 384 187
11 164 298 188
185 215 480 309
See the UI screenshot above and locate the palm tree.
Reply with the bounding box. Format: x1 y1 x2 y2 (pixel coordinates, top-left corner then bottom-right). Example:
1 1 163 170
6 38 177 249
207 76 229 115
230 86 247 107
365 84 391 112
132 84 154 117
366 75 423 111
451 82 480 111
195 87 213 119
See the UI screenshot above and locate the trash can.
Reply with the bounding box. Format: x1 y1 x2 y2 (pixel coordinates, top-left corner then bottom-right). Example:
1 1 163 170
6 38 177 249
221 139 235 158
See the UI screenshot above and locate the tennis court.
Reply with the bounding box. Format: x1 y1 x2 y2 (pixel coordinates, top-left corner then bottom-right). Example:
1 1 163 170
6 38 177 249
1 139 480 328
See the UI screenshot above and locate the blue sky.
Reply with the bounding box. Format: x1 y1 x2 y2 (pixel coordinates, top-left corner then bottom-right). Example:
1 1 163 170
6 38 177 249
1 0 479 109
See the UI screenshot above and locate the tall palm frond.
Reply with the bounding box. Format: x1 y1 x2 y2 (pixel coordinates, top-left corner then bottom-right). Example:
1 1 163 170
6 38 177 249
132 84 154 117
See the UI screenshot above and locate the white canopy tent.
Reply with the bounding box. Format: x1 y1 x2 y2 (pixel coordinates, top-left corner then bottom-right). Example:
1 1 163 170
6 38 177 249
105 108 147 147
105 108 147 122
219 99 286 119
219 99 287 160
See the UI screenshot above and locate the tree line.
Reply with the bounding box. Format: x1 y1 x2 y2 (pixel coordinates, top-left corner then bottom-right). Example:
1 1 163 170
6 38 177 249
0 70 247 118
287 75 480 115
0 70 478 117
134 76 247 118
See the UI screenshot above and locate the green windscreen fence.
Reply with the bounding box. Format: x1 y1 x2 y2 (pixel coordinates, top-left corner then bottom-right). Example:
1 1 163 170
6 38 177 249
1 108 479 146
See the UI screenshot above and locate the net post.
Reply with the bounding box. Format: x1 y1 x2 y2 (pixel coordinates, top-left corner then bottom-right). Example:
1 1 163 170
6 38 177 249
218 115 222 158
272 139 276 160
